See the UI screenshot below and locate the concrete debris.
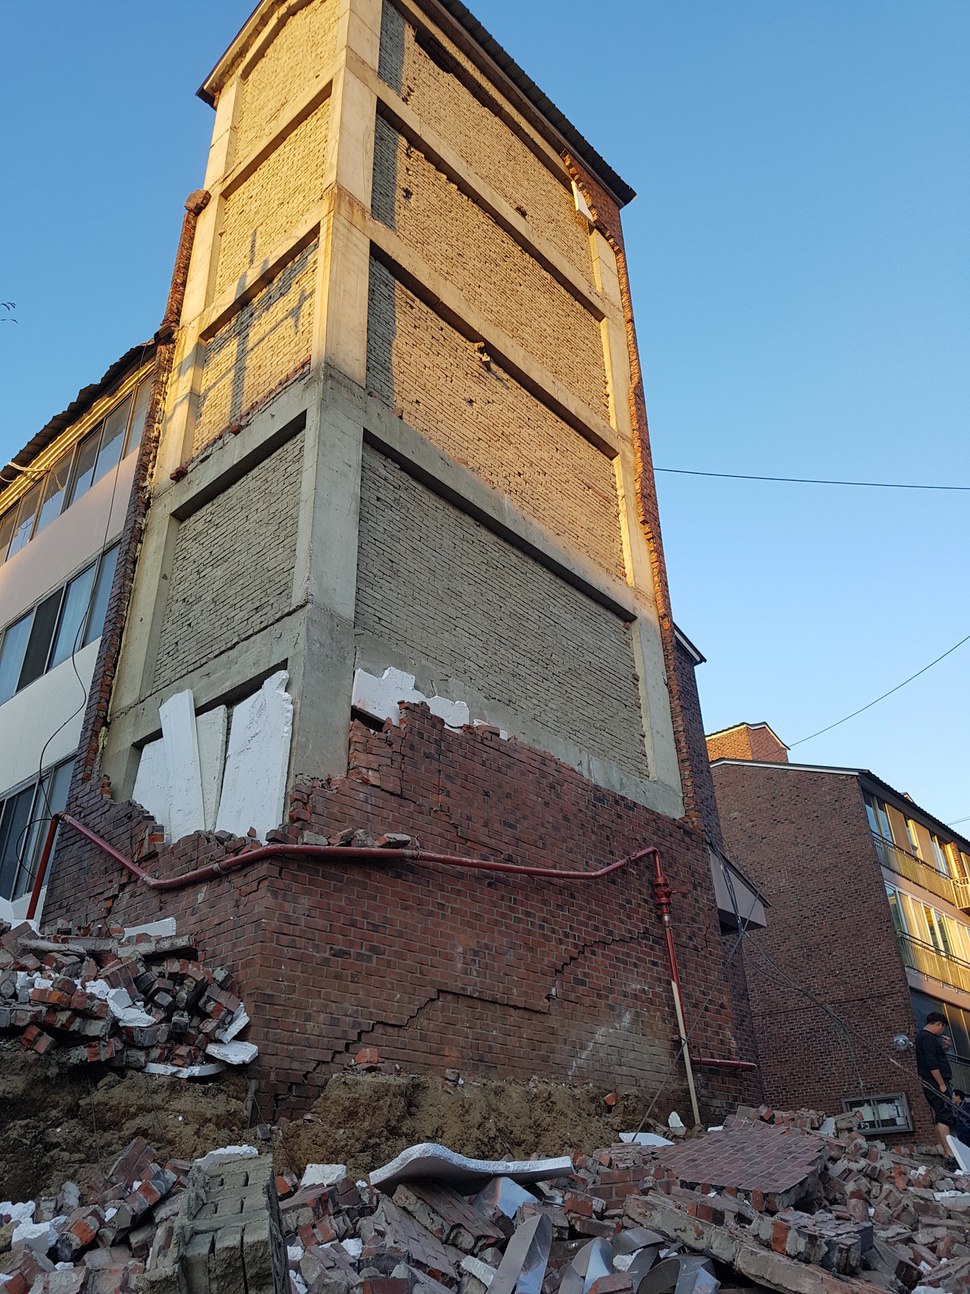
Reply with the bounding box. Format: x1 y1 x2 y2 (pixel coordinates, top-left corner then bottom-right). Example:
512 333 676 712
0 919 256 1075
4 1104 970 1294
370 1145 574 1193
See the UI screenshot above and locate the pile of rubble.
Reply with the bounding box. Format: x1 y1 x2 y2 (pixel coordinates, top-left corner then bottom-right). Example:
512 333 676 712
0 921 255 1076
3 1105 970 1294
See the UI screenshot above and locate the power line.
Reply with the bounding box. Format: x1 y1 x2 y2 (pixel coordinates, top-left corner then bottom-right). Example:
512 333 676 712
655 467 970 491
790 632 970 747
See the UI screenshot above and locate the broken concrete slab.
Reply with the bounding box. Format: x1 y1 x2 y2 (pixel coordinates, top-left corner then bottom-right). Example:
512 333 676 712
216 670 293 841
369 1144 573 1194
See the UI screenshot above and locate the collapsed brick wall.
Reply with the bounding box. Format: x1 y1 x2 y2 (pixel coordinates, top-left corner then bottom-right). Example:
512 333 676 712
194 240 317 452
355 444 650 782
365 257 625 579
372 117 608 417
45 706 748 1122
377 2 594 288
153 429 305 690
231 0 341 162
711 763 927 1134
216 99 331 296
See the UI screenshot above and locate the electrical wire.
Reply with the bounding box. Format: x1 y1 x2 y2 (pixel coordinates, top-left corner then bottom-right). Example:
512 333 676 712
656 467 970 491
789 631 970 747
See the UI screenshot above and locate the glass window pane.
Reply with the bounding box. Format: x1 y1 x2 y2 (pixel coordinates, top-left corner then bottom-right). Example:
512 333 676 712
126 379 152 457
0 506 17 561
15 759 74 900
34 450 75 535
92 395 132 486
0 786 35 900
0 613 32 704
18 590 62 691
81 545 119 648
67 429 101 506
6 483 42 557
49 564 96 669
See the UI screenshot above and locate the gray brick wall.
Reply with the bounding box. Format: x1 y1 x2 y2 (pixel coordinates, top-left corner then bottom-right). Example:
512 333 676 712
378 2 594 288
195 242 317 452
356 445 649 780
372 116 608 417
154 431 305 689
366 257 625 579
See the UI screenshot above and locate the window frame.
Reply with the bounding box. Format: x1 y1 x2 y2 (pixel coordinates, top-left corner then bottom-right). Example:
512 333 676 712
0 543 119 703
0 757 74 902
0 377 149 565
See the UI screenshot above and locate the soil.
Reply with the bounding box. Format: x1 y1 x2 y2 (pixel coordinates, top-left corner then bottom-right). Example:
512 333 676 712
277 1073 648 1181
0 1042 252 1202
0 1047 657 1201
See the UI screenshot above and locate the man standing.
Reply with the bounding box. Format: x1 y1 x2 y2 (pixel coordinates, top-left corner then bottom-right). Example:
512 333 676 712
916 1010 957 1166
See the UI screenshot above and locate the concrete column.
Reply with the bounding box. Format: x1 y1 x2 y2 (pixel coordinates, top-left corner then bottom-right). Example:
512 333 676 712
290 1 380 780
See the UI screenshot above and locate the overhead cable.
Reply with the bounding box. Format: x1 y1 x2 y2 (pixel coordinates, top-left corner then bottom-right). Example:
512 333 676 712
789 631 970 747
655 467 970 491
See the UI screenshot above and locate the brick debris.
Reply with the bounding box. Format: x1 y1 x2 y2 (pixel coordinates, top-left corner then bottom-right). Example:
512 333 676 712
3 1098 970 1293
0 921 255 1075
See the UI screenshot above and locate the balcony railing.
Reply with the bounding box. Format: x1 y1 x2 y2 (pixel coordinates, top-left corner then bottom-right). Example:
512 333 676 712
898 931 970 996
872 833 970 911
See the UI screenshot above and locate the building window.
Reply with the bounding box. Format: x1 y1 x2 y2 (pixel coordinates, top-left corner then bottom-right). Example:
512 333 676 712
0 758 73 902
843 1093 912 1135
905 819 924 860
0 378 150 566
0 544 118 704
865 793 894 842
930 834 952 877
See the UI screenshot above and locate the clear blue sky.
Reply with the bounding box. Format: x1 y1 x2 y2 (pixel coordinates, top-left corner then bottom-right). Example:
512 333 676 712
3 3 967 826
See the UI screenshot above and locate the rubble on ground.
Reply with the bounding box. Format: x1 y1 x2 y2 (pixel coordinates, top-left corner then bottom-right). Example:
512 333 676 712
0 921 255 1076
3 1100 970 1293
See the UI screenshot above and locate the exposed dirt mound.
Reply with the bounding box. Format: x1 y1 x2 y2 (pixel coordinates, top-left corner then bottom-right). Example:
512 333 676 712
277 1073 646 1179
0 1042 252 1200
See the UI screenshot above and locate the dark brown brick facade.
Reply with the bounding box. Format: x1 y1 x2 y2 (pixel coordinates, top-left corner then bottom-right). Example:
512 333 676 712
46 706 751 1121
710 761 928 1135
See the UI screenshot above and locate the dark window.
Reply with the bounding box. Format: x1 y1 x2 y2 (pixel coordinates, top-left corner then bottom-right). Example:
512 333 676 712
0 759 74 901
0 544 119 701
6 482 42 558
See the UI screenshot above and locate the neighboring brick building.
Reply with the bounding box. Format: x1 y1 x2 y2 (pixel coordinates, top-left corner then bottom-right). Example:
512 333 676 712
709 722 970 1138
39 0 757 1118
0 346 155 922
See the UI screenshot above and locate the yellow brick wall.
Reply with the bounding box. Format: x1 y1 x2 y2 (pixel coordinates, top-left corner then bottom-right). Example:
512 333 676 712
356 446 649 781
153 431 305 690
194 241 317 453
216 101 331 297
367 258 625 579
233 0 341 164
378 3 593 288
373 118 608 417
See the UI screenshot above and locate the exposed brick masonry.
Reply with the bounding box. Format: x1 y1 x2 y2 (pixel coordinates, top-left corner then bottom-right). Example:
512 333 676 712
707 724 789 765
216 99 331 296
365 257 625 579
47 705 748 1121
377 2 595 288
231 0 340 162
355 445 649 782
153 429 305 691
372 116 609 418
711 762 927 1134
195 239 317 452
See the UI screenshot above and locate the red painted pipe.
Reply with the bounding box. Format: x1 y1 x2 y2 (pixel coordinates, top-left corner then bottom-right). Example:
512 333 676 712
694 1057 758 1072
26 813 756 1076
27 812 652 915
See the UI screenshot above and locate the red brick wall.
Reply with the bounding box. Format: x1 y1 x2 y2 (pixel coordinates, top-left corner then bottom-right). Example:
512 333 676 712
707 725 789 765
710 763 928 1134
45 706 751 1122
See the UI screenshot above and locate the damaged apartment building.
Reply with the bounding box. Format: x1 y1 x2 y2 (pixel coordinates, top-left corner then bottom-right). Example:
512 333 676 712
25 0 760 1118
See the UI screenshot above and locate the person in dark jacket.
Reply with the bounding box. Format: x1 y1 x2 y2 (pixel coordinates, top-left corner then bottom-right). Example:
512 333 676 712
916 1011 956 1164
